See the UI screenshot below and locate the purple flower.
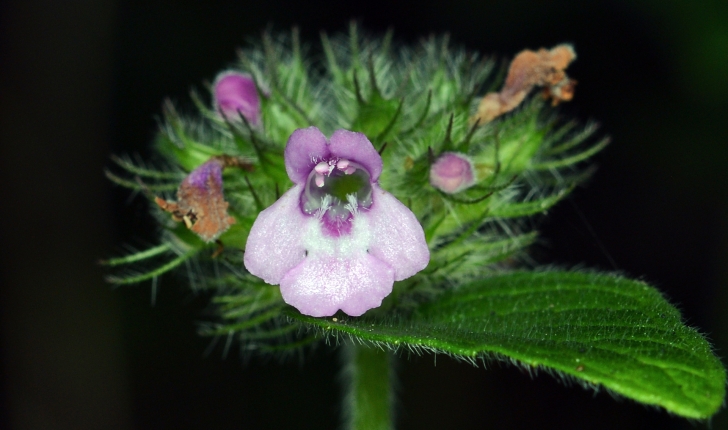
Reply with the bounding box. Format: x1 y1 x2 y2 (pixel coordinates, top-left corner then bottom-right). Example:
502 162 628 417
244 127 430 317
213 72 261 126
429 152 475 194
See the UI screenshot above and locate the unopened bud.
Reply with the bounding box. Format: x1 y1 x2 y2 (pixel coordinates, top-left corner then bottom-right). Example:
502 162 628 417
213 72 261 126
429 152 475 194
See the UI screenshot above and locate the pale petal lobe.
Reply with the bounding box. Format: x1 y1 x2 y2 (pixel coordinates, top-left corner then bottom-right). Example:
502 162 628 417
243 185 310 284
366 187 430 281
279 253 394 317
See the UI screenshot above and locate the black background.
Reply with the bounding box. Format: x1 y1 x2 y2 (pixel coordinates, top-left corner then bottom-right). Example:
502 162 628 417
1 1 727 429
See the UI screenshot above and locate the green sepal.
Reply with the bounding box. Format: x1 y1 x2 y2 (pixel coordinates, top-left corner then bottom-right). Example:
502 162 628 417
350 87 403 142
430 233 537 276
109 155 185 180
248 137 289 184
216 217 253 250
492 126 545 174
155 127 222 172
260 90 312 144
532 137 610 171
488 185 575 218
105 247 199 285
101 243 172 267
104 169 178 192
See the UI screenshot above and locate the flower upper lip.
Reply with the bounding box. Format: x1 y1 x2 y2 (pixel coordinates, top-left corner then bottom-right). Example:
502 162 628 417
284 127 383 185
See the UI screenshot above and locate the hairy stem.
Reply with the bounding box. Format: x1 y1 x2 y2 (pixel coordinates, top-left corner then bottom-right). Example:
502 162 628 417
342 344 394 430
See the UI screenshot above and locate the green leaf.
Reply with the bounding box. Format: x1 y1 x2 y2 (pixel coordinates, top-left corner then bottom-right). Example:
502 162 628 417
286 271 726 419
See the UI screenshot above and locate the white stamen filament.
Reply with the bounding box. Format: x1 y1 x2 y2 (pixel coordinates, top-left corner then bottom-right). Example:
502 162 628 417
344 193 359 216
314 194 333 220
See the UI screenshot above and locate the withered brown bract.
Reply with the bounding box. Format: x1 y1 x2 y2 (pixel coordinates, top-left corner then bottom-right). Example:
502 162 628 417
155 158 237 243
473 44 577 123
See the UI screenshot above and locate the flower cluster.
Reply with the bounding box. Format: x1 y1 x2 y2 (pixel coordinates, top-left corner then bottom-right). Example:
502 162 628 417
106 28 604 349
103 29 728 423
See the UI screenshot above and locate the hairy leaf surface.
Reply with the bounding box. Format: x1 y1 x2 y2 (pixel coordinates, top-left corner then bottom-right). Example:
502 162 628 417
286 271 725 418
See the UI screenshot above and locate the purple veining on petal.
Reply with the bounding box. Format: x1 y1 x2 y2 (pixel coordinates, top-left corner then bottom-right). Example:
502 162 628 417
319 214 353 237
244 126 430 317
213 72 261 126
429 152 475 193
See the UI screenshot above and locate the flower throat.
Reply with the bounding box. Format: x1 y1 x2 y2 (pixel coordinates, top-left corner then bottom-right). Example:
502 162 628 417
301 159 373 235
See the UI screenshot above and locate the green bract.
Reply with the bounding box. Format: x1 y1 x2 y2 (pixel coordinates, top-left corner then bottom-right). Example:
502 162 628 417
105 24 725 420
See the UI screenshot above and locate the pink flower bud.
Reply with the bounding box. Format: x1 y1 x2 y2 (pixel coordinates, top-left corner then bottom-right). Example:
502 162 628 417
213 72 261 126
429 152 475 194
